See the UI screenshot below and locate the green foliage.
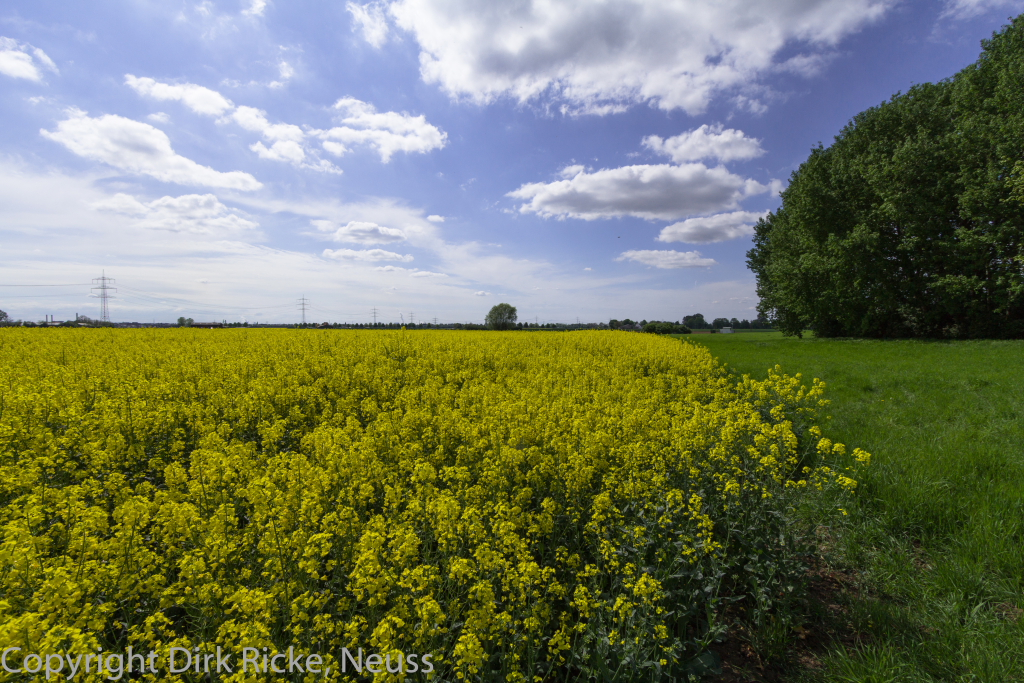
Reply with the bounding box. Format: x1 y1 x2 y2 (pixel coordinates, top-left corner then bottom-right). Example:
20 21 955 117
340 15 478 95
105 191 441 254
641 321 691 334
749 15 1024 338
690 332 1024 681
0 309 8 323
684 313 709 329
176 316 194 327
485 302 518 330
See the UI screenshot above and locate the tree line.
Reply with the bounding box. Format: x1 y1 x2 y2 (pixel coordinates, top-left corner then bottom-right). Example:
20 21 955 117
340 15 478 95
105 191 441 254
748 14 1024 338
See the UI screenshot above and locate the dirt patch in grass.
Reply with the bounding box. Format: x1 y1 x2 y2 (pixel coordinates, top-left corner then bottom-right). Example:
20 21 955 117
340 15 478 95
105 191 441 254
712 559 869 682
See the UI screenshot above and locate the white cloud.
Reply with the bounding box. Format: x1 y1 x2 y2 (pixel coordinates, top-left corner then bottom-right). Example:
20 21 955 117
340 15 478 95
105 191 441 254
232 195 441 249
0 37 58 82
320 97 447 162
387 0 893 114
584 267 592 271
269 61 295 88
617 249 717 269
657 210 767 244
348 2 390 48
242 0 267 17
251 139 306 163
323 248 414 261
231 106 345 171
643 125 764 163
509 163 766 220
32 47 58 74
312 219 406 244
41 109 262 190
474 291 490 296
941 0 1024 18
125 75 234 116
126 77 345 173
775 52 834 77
373 265 447 278
148 112 171 124
91 192 258 235
427 214 445 222
126 78 445 168
231 106 304 141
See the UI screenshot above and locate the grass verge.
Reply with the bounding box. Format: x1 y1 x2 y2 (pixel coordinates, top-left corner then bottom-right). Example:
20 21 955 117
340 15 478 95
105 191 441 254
677 331 1024 682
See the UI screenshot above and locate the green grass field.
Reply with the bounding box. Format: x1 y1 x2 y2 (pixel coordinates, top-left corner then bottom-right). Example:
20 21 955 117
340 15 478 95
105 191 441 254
679 332 1024 682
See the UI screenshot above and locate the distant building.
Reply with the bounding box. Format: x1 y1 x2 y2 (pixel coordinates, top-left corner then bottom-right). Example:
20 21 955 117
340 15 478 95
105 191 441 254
192 322 224 328
720 327 734 334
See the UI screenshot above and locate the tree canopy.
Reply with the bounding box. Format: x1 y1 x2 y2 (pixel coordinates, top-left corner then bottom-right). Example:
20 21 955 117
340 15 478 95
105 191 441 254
485 303 518 330
641 321 691 334
748 15 1024 338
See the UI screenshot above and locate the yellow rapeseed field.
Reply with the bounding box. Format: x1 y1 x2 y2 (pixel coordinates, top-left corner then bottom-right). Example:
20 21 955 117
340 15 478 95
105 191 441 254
0 329 866 682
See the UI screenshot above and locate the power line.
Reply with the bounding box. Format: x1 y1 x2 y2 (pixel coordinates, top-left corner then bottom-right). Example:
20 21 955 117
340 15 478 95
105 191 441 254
372 307 378 325
298 296 309 325
91 271 116 323
119 286 294 311
0 293 89 299
0 283 91 287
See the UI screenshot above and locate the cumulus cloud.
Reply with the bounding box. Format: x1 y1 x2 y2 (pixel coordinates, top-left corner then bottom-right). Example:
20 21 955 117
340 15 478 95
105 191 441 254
509 163 766 221
387 0 893 114
474 290 490 296
41 109 262 190
0 37 58 82
427 214 445 222
348 2 390 47
643 125 764 163
311 219 406 244
320 97 447 162
657 210 767 244
91 192 258 234
228 105 330 168
125 75 234 116
617 250 717 268
410 270 447 277
323 248 413 261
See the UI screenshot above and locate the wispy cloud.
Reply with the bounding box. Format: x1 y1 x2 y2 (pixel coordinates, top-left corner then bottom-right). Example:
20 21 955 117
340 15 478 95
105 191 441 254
0 37 58 82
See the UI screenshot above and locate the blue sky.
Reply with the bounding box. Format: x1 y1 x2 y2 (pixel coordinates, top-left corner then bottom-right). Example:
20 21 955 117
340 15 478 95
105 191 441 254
2 0 1022 324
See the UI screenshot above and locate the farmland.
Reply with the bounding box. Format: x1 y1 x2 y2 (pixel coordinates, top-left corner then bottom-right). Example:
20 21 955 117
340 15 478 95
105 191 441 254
687 332 1024 682
0 329 863 681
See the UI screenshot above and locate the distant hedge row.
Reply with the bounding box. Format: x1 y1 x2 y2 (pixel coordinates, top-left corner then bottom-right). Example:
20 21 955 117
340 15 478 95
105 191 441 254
642 321 692 335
